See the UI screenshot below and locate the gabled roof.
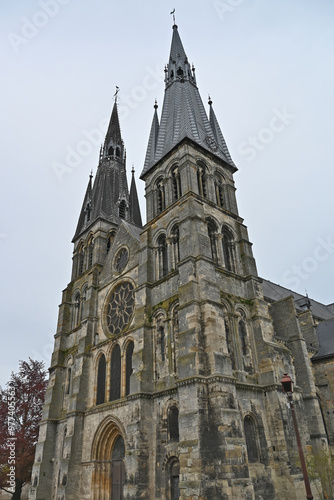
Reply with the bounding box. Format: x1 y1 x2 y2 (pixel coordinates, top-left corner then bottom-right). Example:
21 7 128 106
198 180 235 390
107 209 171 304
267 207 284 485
262 279 334 321
141 25 236 178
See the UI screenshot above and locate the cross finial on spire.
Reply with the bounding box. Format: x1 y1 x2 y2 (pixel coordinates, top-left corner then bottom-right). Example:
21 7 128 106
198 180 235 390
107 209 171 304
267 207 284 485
113 86 120 103
170 8 175 25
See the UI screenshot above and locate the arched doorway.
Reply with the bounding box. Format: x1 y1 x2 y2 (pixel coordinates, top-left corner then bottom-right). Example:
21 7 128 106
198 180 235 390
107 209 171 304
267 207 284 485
111 436 125 500
166 457 179 500
91 417 126 500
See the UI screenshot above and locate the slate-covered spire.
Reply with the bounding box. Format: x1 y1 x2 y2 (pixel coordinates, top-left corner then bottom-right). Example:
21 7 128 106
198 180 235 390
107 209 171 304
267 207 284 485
73 173 93 239
208 97 234 165
141 24 236 178
143 100 160 170
73 99 142 241
129 167 143 228
103 101 125 160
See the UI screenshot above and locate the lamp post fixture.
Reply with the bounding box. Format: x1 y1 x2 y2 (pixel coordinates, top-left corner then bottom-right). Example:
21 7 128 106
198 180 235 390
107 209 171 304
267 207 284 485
281 374 313 500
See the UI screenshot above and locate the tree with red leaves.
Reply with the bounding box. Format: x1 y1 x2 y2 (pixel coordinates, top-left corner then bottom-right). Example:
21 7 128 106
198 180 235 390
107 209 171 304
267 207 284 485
0 359 47 500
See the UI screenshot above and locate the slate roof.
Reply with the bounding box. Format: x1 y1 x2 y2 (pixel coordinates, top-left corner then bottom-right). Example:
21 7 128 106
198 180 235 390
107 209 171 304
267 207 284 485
312 318 334 360
261 279 334 321
141 25 236 178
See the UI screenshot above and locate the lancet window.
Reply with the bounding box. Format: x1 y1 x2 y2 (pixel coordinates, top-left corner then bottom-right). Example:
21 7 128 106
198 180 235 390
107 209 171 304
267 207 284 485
125 341 134 396
197 162 207 198
221 227 235 272
158 234 168 278
110 345 121 401
207 220 218 262
171 166 181 201
168 406 179 442
96 354 106 405
171 225 180 267
157 178 165 213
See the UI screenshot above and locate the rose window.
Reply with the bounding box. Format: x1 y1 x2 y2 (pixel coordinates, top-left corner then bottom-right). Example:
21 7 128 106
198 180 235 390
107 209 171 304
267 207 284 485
106 282 135 335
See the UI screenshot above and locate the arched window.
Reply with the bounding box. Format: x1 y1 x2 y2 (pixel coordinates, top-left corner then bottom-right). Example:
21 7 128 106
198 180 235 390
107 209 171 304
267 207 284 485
222 227 235 272
125 341 134 396
244 416 260 463
172 167 181 201
224 314 235 370
88 237 94 267
168 406 179 442
78 245 85 275
108 146 114 156
197 163 207 198
177 67 184 76
160 326 166 362
116 147 120 158
171 225 180 266
72 293 81 328
119 200 126 219
111 436 125 499
158 234 168 278
238 319 247 356
65 367 72 395
62 426 67 459
157 179 165 213
96 355 106 405
107 231 116 253
214 173 224 207
207 220 218 262
110 345 121 402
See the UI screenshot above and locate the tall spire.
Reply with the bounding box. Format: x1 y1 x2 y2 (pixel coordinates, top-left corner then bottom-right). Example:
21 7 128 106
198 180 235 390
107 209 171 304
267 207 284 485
73 99 142 241
143 100 160 171
129 167 143 228
103 100 124 160
141 25 235 178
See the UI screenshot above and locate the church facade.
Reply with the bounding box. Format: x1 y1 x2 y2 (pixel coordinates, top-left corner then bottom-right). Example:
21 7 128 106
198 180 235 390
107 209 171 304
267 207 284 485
30 24 333 500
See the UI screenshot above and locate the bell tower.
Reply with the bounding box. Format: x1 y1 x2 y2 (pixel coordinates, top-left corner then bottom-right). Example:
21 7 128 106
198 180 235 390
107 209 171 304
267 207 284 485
30 21 327 500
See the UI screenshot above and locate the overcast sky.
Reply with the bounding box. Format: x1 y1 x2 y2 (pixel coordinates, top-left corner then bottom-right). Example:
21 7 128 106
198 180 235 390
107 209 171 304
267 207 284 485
1 0 334 387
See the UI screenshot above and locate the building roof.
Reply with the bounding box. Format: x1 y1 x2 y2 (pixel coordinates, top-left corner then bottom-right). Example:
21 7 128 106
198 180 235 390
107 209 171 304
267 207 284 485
261 279 334 321
312 317 334 360
140 25 236 178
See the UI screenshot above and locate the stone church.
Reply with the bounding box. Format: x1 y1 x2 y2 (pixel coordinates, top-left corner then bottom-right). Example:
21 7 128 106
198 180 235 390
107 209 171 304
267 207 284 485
30 23 334 500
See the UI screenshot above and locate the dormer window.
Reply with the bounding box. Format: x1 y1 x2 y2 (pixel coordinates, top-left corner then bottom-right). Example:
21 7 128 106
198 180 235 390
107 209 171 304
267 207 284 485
177 67 184 76
170 70 174 79
116 147 120 158
108 146 114 156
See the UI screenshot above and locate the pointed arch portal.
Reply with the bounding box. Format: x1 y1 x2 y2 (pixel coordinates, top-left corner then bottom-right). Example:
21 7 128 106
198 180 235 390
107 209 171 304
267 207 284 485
92 417 125 500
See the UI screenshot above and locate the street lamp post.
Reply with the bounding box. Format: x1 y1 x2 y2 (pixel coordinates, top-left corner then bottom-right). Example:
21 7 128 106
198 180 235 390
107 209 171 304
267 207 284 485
281 374 313 500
